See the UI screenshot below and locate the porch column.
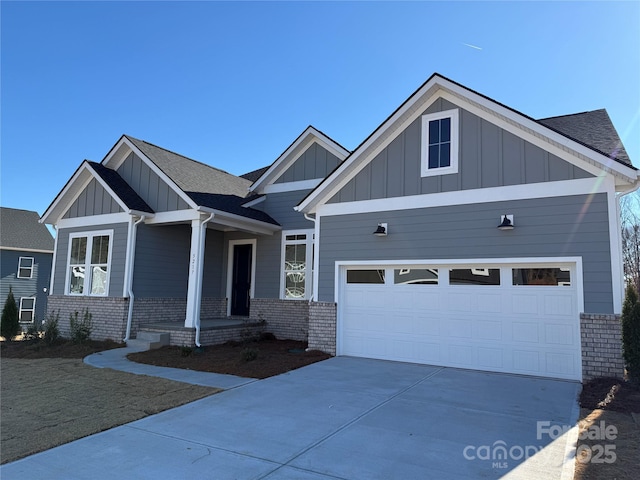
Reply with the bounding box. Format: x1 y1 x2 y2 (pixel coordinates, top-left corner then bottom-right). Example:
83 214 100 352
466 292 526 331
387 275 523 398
185 217 208 328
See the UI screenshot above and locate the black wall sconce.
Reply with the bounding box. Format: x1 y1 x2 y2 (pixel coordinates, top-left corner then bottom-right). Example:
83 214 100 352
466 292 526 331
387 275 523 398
373 223 388 236
498 215 514 231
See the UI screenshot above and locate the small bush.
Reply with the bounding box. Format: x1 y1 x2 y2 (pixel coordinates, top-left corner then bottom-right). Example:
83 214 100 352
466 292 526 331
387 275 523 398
69 309 92 344
43 311 60 345
1 287 21 341
259 332 277 342
23 322 42 341
180 345 193 357
622 284 640 382
241 347 258 362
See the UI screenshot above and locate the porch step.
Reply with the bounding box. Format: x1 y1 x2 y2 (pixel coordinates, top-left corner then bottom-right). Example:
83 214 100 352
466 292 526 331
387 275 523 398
127 332 170 351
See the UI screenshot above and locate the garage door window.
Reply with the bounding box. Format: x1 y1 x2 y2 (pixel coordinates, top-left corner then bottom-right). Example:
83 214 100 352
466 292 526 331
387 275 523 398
512 268 571 286
347 269 385 284
449 268 500 285
394 268 439 285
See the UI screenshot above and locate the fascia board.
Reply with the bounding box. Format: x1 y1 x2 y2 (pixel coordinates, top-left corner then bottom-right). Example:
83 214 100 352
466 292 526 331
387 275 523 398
250 127 349 194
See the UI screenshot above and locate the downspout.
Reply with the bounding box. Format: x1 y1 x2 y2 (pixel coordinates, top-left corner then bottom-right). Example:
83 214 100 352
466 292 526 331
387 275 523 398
304 213 317 302
124 215 146 342
195 212 215 347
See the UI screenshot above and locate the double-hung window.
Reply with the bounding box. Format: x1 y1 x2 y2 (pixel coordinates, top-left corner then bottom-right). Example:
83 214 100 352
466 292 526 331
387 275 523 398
17 257 34 279
66 231 113 296
19 298 36 323
281 229 314 300
421 109 459 177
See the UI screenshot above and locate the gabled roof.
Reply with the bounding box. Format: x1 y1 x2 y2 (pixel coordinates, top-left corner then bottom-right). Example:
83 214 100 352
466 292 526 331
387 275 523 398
241 166 270 183
248 126 350 194
185 193 278 225
87 162 154 214
0 207 54 252
296 73 638 213
537 109 631 166
125 136 252 198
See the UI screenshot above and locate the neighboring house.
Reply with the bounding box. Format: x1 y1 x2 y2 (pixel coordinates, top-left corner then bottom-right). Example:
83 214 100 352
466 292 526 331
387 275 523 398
0 207 54 326
40 73 637 382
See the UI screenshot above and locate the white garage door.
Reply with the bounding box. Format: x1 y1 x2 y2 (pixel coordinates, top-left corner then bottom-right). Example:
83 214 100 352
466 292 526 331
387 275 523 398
339 262 581 380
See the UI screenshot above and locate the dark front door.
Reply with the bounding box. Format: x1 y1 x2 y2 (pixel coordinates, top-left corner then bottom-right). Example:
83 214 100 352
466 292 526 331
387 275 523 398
231 243 252 316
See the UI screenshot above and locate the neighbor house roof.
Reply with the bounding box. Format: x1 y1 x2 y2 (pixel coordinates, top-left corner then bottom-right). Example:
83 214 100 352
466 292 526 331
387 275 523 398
0 207 54 252
87 162 154 214
537 109 632 166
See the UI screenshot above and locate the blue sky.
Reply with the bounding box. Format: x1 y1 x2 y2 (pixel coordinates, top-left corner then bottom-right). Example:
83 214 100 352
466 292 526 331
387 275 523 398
2 1 639 216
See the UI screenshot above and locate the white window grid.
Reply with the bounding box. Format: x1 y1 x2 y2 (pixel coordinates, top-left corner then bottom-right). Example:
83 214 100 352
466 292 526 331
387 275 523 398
17 257 34 279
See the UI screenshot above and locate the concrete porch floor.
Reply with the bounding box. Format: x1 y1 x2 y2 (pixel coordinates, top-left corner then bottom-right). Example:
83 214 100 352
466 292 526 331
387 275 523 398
139 318 261 331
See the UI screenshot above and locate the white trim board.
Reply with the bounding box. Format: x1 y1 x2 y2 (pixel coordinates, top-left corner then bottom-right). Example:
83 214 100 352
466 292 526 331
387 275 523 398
57 212 132 229
0 246 54 254
263 178 323 194
317 177 610 217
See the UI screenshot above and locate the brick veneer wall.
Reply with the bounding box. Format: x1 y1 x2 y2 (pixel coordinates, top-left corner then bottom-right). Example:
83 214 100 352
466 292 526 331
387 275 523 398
249 298 309 341
140 322 266 346
580 313 625 380
308 301 337 355
47 295 128 341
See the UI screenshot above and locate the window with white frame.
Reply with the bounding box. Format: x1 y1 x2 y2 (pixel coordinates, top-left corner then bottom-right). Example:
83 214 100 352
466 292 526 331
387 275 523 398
421 109 459 177
66 231 112 296
19 297 36 323
281 230 314 299
17 257 34 279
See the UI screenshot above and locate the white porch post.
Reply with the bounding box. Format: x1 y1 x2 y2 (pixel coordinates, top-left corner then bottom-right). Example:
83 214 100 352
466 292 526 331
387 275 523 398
185 217 207 328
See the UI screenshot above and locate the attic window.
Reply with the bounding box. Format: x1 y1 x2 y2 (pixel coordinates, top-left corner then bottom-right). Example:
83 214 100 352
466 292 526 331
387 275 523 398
421 109 459 177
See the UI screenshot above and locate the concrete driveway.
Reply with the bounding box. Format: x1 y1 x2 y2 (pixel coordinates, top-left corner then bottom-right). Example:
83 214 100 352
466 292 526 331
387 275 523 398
1 357 580 479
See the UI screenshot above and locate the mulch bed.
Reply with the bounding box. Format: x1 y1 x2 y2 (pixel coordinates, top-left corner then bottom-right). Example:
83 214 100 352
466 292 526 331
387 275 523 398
127 337 332 379
0 338 125 359
579 377 640 413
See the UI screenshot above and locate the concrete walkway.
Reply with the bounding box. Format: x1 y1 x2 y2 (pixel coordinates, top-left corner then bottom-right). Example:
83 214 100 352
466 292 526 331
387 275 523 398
1 354 581 480
84 345 256 389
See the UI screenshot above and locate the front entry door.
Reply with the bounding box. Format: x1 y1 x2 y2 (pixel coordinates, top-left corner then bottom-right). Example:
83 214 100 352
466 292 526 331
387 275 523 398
230 244 252 316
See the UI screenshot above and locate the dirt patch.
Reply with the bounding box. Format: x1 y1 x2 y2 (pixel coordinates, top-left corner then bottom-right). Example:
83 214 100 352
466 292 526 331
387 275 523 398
1 355 218 465
574 378 640 479
127 338 332 379
0 338 124 359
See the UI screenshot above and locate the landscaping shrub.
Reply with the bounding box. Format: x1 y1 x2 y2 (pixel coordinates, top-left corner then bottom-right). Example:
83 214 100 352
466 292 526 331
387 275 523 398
69 309 92 344
43 311 60 345
23 322 42 341
241 347 258 362
1 287 20 341
621 284 640 382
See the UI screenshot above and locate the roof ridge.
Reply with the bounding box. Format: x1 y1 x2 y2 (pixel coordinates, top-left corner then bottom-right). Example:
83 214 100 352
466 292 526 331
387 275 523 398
537 109 607 121
124 135 237 178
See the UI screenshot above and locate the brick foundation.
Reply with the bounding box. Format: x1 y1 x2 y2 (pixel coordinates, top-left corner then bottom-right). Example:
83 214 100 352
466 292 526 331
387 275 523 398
308 301 337 355
580 313 625 380
249 298 309 341
47 295 128 342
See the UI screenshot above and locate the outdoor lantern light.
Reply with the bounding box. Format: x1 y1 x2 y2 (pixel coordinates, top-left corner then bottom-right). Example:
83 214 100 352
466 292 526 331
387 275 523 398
373 223 388 236
498 215 514 230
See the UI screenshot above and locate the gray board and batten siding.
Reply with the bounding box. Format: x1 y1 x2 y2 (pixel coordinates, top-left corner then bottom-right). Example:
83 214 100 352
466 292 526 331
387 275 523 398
117 152 190 212
318 193 613 313
63 178 123 219
328 98 593 203
52 223 128 297
275 143 343 184
0 250 52 322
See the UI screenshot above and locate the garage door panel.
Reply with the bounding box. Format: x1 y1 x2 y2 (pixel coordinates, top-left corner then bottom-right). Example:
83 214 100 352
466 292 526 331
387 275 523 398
340 263 581 380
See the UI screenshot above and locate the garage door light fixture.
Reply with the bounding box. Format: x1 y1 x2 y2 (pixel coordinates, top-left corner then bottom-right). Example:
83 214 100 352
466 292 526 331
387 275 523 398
498 215 514 231
373 223 388 236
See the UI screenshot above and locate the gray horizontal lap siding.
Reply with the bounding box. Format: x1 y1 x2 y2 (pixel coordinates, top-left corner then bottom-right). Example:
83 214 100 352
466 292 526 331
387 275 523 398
63 178 123 218
275 143 342 184
0 250 52 323
117 152 190 212
52 223 128 297
318 193 612 313
133 224 190 298
255 190 315 230
329 98 592 203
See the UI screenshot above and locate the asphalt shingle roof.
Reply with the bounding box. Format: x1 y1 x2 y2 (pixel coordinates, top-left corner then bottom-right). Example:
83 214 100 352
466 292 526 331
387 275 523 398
124 136 278 226
537 109 632 166
240 166 270 183
87 162 154 214
126 136 252 197
0 207 54 251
